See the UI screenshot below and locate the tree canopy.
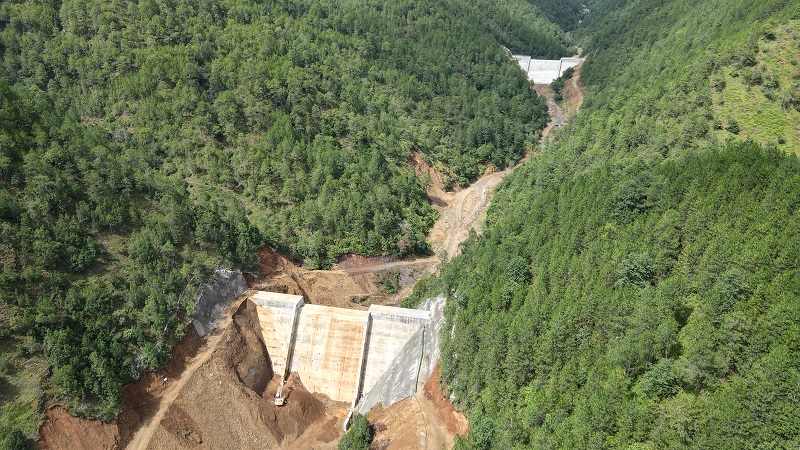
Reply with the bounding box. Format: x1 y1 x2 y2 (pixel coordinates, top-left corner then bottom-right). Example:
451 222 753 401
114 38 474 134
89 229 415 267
0 0 567 441
405 0 800 448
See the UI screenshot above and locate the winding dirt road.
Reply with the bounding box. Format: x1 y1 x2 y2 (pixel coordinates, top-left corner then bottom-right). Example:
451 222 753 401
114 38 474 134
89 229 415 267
428 166 514 261
429 71 579 262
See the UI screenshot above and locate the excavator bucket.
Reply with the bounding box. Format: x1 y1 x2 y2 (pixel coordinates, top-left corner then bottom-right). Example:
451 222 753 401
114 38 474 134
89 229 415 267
274 381 286 406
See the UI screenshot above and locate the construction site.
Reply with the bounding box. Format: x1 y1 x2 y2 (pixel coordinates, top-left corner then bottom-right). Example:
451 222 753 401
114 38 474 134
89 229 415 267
38 264 459 450
36 58 585 450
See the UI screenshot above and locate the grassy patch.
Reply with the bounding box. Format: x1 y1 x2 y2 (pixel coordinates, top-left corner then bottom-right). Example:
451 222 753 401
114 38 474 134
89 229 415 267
711 21 800 153
0 335 48 442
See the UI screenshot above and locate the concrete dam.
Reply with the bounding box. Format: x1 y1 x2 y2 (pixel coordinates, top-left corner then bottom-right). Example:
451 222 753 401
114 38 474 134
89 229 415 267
251 291 444 414
513 55 584 84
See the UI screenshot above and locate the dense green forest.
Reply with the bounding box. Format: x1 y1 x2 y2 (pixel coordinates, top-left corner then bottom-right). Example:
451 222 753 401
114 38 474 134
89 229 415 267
0 0 570 442
405 0 800 448
524 0 586 32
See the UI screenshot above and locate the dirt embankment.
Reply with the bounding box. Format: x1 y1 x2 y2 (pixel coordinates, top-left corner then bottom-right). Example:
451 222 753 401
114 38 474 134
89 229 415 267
38 296 343 450
38 408 121 450
39 319 206 450
259 247 434 308
562 61 585 118
142 299 343 450
407 151 458 207
534 60 584 142
367 365 468 450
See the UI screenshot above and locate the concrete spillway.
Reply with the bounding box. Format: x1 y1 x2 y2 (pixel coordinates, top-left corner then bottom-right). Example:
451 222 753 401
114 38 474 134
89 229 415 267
251 291 434 408
513 55 585 84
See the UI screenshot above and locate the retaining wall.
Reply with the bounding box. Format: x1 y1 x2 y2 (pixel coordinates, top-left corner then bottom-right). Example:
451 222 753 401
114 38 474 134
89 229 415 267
192 269 249 337
251 291 436 408
511 55 586 84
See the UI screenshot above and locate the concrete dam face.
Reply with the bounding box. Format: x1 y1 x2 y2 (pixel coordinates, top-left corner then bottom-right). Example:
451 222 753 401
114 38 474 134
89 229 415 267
513 55 584 84
251 291 441 413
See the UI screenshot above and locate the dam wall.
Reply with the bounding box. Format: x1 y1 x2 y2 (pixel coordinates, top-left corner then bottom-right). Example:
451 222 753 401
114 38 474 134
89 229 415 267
290 304 368 402
360 305 430 397
358 295 446 413
251 291 433 406
251 291 303 379
512 55 585 84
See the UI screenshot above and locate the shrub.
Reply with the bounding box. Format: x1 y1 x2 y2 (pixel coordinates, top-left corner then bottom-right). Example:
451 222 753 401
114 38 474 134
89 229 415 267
726 119 740 134
339 414 371 450
616 252 656 287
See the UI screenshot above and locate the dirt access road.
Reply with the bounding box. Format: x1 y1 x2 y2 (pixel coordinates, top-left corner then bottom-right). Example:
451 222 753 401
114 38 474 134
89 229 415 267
427 62 583 262
124 294 252 450
271 61 586 287
340 65 583 272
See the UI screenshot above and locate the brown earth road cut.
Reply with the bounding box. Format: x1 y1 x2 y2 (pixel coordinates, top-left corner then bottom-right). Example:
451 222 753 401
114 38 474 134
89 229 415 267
124 293 253 450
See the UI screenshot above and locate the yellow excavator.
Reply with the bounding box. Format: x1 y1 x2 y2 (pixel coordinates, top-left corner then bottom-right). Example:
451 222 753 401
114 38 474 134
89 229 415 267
274 380 286 406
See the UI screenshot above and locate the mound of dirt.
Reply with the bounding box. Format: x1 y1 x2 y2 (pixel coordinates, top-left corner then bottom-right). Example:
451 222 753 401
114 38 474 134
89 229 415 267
366 365 467 450
368 398 426 449
145 299 343 449
422 365 468 438
258 246 432 307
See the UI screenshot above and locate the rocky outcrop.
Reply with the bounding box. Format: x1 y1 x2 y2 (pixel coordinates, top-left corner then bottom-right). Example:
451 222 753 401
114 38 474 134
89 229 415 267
192 269 248 337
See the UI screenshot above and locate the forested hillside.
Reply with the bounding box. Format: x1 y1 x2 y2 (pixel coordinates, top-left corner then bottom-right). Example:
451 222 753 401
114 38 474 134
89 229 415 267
0 0 570 442
411 0 800 448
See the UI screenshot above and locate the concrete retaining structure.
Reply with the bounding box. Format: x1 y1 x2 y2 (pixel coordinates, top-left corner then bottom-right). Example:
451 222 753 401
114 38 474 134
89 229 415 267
251 291 303 379
192 269 249 337
358 295 446 413
360 305 430 398
250 291 435 409
290 304 368 402
512 55 585 84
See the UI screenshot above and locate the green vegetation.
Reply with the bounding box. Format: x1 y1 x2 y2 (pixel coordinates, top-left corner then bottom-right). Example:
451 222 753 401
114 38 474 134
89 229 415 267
710 20 800 151
403 0 800 448
550 67 575 102
439 142 800 448
339 414 372 450
524 0 586 32
0 0 566 441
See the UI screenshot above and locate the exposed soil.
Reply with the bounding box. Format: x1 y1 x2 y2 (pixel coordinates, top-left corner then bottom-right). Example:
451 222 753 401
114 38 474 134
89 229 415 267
534 60 584 142
408 150 457 207
422 365 469 438
258 247 435 308
142 299 344 450
562 61 585 118
367 365 468 449
428 166 513 261
38 407 121 450
368 398 426 449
